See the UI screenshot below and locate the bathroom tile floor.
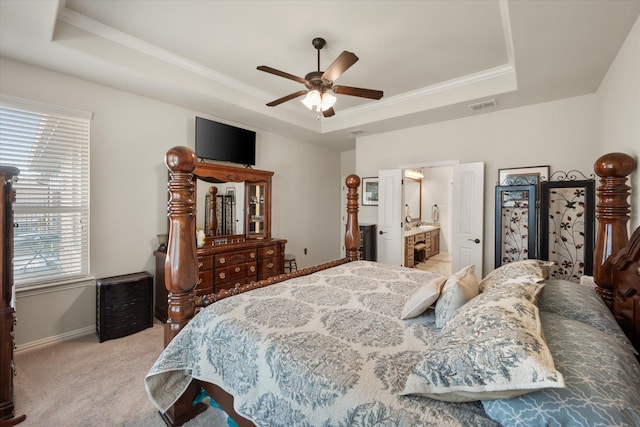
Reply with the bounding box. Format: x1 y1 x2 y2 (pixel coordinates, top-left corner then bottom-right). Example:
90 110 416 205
415 253 452 276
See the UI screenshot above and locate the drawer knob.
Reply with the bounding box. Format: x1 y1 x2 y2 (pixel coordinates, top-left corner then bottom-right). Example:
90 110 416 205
250 252 256 259
198 262 203 268
250 266 255 273
219 257 226 264
267 249 274 255
219 272 226 279
267 262 274 269
234 267 241 273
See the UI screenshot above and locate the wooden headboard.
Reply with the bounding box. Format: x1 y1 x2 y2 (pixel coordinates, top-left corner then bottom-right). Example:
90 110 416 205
593 152 639 353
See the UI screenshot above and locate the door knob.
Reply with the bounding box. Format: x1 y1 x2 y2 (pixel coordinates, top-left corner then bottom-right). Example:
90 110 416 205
468 238 480 244
379 230 386 235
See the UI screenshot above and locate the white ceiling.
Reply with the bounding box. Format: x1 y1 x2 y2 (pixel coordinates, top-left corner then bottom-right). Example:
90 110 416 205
1 0 639 151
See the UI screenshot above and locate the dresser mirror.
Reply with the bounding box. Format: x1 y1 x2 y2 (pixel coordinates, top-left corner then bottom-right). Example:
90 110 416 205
191 161 273 241
196 178 244 237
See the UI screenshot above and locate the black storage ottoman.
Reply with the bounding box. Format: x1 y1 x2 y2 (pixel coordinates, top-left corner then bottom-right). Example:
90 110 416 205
96 271 153 342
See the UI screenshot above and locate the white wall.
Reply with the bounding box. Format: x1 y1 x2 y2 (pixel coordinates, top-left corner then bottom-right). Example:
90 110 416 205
421 166 453 254
356 94 600 274
597 15 640 232
1 58 341 347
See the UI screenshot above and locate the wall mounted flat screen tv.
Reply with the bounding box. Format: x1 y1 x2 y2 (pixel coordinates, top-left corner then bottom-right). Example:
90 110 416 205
195 117 256 166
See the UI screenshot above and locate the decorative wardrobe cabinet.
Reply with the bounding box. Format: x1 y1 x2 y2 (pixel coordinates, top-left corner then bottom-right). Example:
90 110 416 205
155 154 286 322
1 166 25 425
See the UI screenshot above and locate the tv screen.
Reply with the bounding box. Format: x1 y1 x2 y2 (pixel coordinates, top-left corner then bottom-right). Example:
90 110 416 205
195 117 256 165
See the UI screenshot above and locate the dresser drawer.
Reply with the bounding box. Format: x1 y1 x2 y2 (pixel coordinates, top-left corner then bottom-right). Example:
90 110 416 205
215 249 256 267
258 245 279 259
198 255 214 271
215 280 244 293
246 262 257 276
258 258 280 279
195 281 213 296
198 269 213 288
214 264 248 284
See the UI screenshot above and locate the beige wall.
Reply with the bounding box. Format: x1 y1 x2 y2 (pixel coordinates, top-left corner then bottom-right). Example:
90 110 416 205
1 58 342 348
356 94 600 274
597 15 640 232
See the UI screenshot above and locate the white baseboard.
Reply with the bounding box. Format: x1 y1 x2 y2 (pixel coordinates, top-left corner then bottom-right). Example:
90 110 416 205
15 325 95 354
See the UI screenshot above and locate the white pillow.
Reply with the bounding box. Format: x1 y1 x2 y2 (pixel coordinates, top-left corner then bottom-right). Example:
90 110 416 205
435 265 479 328
400 276 447 320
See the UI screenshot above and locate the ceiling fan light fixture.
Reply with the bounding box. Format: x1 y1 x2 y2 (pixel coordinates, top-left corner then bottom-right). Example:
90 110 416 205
320 91 337 111
301 89 321 109
260 37 382 117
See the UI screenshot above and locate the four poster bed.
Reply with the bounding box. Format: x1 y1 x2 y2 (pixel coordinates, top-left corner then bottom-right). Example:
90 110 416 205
146 148 640 427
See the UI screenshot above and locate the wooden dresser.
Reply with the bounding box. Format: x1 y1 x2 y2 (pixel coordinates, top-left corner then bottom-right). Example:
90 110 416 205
154 239 286 322
1 166 25 425
156 159 287 323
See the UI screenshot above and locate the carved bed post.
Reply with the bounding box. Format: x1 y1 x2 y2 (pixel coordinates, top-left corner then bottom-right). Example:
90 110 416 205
207 186 217 236
164 146 199 346
345 174 361 261
593 152 636 307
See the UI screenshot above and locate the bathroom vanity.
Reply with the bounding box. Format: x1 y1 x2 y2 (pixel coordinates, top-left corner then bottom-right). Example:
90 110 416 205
404 225 440 268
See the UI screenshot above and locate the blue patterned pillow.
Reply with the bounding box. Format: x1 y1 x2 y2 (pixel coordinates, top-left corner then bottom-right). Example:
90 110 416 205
538 279 637 354
403 280 564 402
479 260 543 293
483 311 640 426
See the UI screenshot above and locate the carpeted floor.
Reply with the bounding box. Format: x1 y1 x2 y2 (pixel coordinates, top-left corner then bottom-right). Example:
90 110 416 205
13 321 227 427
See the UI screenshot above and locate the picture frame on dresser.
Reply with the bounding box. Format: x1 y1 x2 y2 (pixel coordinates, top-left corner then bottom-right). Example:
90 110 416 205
362 177 379 206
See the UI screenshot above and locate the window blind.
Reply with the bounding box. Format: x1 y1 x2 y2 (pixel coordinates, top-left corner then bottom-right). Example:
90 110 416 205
0 95 91 287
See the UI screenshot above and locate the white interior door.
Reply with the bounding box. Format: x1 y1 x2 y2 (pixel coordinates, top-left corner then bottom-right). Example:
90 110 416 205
452 162 484 276
377 169 403 265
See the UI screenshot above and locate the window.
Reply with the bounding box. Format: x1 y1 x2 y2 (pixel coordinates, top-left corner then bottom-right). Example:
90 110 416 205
0 95 91 287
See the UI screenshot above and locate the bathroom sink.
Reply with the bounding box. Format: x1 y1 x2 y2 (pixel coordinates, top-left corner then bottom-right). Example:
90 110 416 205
418 225 436 231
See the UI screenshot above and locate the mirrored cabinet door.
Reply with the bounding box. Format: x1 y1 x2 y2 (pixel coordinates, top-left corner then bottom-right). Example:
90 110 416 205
247 182 267 238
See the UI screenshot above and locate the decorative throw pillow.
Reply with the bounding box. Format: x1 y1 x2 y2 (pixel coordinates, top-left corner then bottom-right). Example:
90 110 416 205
538 279 637 354
435 265 478 328
527 259 555 279
483 312 640 427
479 260 544 293
400 276 447 320
403 279 565 402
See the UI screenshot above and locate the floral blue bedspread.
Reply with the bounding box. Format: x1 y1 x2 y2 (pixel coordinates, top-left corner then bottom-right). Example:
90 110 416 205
145 261 497 426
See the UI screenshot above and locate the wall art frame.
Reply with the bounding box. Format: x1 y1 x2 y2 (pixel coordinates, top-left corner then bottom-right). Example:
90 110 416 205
498 165 550 186
362 177 379 206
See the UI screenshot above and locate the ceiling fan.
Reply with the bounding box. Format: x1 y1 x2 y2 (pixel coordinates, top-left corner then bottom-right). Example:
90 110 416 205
257 37 383 118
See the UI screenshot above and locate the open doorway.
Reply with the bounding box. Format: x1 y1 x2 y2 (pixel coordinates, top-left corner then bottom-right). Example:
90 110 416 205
375 162 484 275
404 165 453 276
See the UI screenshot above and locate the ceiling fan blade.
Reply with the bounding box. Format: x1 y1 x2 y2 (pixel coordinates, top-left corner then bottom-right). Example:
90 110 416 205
333 85 383 100
266 90 308 107
257 66 307 84
322 107 335 118
322 51 358 82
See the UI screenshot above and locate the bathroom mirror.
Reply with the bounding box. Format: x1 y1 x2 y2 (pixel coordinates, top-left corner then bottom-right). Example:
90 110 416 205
404 177 422 222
